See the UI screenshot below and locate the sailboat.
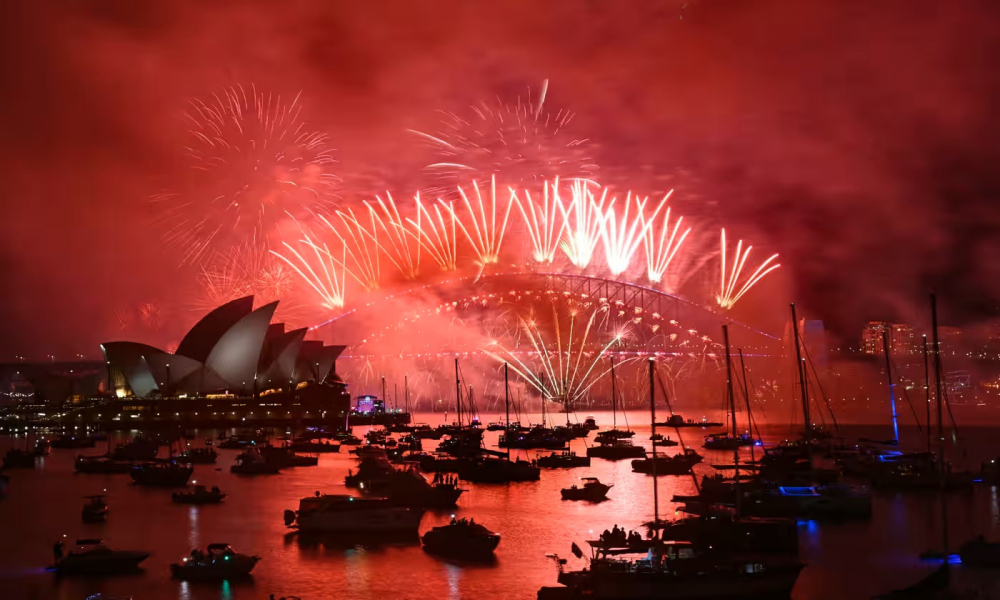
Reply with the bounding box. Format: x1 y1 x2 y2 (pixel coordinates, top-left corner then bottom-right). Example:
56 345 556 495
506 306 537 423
588 357 645 460
632 359 703 476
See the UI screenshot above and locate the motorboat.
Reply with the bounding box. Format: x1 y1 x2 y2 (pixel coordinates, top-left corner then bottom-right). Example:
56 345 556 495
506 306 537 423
170 543 260 580
172 484 227 505
110 437 159 461
499 426 567 450
82 495 109 523
260 445 319 468
486 422 507 431
385 465 464 508
50 435 97 449
537 450 590 468
587 439 646 460
409 452 463 473
230 448 281 475
130 462 193 487
745 485 872 520
546 540 803 599
583 416 598 430
288 440 341 453
284 494 425 534
702 432 758 450
412 426 446 440
561 477 612 501
421 517 500 560
75 455 139 474
50 539 149 575
650 433 679 447
457 456 540 483
345 455 395 491
594 429 634 444
654 414 723 428
332 432 363 445
632 449 704 475
217 429 271 449
3 448 37 469
176 447 217 464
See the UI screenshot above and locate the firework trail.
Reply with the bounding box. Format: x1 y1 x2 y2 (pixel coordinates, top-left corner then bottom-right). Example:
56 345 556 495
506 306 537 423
138 302 162 332
641 192 692 285
511 179 570 264
715 228 780 310
153 84 338 265
319 210 381 290
485 304 629 405
194 243 301 320
446 176 514 267
410 82 597 195
366 193 421 279
407 194 459 271
559 180 606 268
271 233 347 310
599 191 662 276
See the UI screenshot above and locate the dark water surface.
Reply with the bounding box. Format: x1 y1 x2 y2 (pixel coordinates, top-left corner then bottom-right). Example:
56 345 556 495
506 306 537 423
3 412 1000 599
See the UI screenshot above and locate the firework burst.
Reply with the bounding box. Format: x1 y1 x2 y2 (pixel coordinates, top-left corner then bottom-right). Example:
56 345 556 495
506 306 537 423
410 82 597 194
559 180 606 269
153 84 338 265
318 210 381 290
599 191 661 276
641 193 692 285
485 304 629 405
715 228 780 310
511 179 569 264
407 194 459 271
366 193 421 279
446 176 514 267
271 234 347 310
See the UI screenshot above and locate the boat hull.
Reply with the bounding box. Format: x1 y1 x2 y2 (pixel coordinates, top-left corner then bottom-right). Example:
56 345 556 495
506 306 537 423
556 564 803 599
295 506 425 534
53 552 150 575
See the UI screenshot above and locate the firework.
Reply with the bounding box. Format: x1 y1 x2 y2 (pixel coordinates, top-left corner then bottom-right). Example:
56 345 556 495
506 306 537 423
641 192 692 285
410 83 597 194
407 194 459 271
599 191 662 276
271 235 346 310
138 302 162 331
153 84 338 265
715 229 780 310
445 176 514 267
559 180 606 268
485 304 628 405
511 179 569 264
196 243 297 309
366 193 421 279
319 210 381 290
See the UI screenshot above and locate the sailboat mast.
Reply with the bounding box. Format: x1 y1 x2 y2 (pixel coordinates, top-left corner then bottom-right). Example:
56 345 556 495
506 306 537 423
923 335 932 455
881 328 900 444
723 325 740 517
738 349 756 463
382 377 387 415
505 362 511 463
649 358 659 526
455 358 462 427
930 294 948 564
610 356 617 431
790 303 811 435
404 375 410 416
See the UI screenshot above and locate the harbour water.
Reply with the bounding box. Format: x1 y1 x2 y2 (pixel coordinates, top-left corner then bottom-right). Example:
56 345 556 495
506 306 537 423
2 412 1000 599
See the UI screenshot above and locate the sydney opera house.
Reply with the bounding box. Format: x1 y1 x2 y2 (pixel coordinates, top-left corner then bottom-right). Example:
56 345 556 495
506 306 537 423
95 296 351 426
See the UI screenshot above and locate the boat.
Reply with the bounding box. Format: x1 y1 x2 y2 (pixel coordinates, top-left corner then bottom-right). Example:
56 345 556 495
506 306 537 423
650 433 679 447
284 494 425 534
75 455 141 474
457 456 540 483
412 426 447 440
583 416 598 430
170 544 260 580
231 448 281 475
958 535 1000 567
110 437 159 461
702 432 758 450
50 539 149 575
345 455 395 491
409 452 464 473
331 432 363 445
561 477 612 501
50 435 97 449
260 444 319 468
217 429 271 449
32 439 51 456
744 484 872 520
422 517 500 560
3 448 37 469
594 429 635 443
176 447 217 464
82 495 109 523
499 426 567 450
130 462 193 487
654 414 725 428
172 484 227 505
587 438 646 460
548 541 803 599
632 448 704 475
396 435 423 453
486 422 507 431
288 440 341 453
386 465 464 508
537 450 591 468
